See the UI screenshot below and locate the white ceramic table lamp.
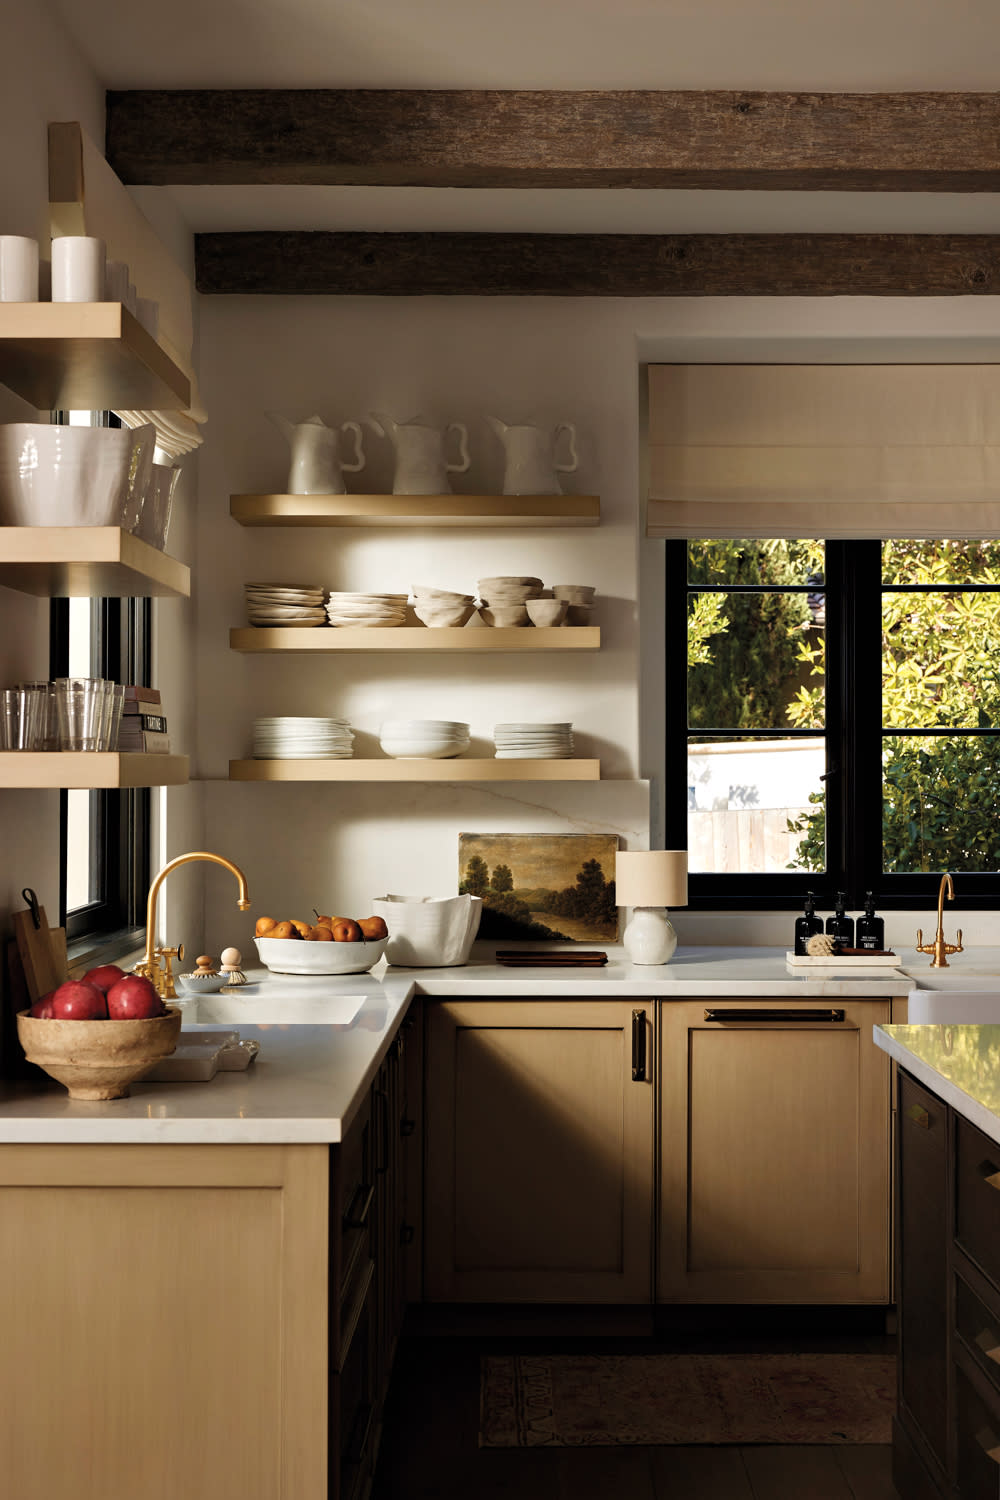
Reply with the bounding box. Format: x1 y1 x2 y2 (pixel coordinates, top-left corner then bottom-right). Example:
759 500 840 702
615 851 688 965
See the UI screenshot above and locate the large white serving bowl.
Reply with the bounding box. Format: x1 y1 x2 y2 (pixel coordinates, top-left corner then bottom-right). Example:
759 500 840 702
0 422 155 528
254 935 388 975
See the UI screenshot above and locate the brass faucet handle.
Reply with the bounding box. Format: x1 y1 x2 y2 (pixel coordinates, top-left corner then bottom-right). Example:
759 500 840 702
155 943 184 1000
956 928 964 953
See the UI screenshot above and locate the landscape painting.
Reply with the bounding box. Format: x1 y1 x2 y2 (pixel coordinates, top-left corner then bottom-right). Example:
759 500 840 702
458 833 620 943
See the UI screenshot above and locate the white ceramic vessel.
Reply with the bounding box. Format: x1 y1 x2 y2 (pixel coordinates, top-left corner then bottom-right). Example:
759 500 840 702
371 893 483 967
486 417 578 495
268 412 366 495
369 413 470 495
0 422 155 528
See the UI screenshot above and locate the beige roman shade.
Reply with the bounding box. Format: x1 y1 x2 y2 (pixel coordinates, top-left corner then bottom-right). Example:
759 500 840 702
646 363 1000 539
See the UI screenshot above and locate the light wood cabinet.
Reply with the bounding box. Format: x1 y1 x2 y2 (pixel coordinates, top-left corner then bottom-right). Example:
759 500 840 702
657 997 892 1304
423 998 655 1303
0 1143 330 1500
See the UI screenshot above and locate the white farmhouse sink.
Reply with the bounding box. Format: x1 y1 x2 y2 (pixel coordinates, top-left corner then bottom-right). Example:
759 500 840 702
907 985 1000 1024
184 993 368 1026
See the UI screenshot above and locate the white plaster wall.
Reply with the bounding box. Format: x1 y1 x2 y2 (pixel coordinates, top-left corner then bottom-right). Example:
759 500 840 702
196 295 648 949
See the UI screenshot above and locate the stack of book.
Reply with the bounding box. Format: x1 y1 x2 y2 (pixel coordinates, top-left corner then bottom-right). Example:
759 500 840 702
117 685 170 753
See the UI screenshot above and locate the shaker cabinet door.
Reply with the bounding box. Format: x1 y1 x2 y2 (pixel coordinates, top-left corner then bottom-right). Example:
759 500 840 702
423 999 655 1303
658 998 892 1304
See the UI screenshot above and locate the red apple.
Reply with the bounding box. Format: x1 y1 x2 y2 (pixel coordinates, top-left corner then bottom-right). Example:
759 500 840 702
106 974 165 1020
81 963 126 994
29 992 56 1018
50 980 108 1020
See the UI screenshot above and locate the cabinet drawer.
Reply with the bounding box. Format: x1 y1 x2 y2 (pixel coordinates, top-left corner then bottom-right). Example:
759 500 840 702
957 1274 1000 1405
956 1117 1000 1295
899 1072 947 1157
955 1363 1000 1500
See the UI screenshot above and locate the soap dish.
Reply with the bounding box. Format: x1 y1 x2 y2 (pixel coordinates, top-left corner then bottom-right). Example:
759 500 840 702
217 1039 260 1071
145 1030 241 1081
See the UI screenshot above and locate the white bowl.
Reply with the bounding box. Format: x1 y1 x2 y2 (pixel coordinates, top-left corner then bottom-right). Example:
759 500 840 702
525 599 568 626
414 603 477 627
480 605 529 626
0 422 155 528
372 894 483 967
254 935 388 975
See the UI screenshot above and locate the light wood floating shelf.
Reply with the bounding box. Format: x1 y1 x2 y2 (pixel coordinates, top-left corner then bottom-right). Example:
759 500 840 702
0 528 190 598
229 758 600 782
0 752 189 789
230 626 600 653
0 303 190 411
230 493 600 527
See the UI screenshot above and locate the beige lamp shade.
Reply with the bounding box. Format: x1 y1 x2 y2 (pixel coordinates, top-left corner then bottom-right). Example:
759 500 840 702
615 851 688 908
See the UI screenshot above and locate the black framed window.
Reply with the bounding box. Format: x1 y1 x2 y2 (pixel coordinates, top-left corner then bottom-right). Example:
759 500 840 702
665 538 1000 910
50 595 151 942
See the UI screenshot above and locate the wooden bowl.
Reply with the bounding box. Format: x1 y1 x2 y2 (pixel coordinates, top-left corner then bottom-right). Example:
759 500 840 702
16 1007 183 1100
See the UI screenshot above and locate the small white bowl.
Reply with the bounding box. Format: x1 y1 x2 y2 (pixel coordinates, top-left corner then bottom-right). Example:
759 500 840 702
254 935 388 975
480 605 529 627
552 584 596 603
414 603 477 627
175 971 230 995
525 599 568 627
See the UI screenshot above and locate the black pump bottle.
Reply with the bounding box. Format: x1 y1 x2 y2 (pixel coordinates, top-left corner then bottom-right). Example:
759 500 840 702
856 892 885 951
826 892 855 949
794 891 824 955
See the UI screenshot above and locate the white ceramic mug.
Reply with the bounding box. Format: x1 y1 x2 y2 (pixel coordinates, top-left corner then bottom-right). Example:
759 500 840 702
0 236 39 301
51 236 105 302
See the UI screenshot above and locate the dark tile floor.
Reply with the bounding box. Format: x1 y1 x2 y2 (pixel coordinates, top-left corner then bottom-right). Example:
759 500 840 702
372 1311 900 1500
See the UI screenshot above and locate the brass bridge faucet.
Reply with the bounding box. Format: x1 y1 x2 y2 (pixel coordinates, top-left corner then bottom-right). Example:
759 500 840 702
135 851 251 997
916 872 963 968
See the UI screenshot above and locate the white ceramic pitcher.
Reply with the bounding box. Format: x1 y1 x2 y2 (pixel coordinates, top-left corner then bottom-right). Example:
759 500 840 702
369 413 470 495
268 412 366 495
486 416 578 495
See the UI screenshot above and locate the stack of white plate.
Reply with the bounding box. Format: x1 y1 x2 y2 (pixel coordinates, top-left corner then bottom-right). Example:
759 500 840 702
379 719 471 759
493 722 575 759
252 717 355 759
245 582 327 628
325 592 408 627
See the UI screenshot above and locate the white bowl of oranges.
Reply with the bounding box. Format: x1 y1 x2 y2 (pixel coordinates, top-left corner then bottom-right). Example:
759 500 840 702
253 913 389 975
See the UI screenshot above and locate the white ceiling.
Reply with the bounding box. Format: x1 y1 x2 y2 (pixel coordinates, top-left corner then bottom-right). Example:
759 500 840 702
47 0 1000 235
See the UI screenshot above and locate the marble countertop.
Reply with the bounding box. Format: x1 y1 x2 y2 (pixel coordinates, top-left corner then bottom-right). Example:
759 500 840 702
874 1023 1000 1149
0 944 990 1145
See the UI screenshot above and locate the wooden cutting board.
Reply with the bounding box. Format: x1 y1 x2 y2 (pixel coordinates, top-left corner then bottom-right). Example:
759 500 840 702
12 890 66 1005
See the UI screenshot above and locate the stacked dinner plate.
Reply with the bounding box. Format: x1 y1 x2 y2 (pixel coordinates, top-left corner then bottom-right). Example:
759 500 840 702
251 717 355 759
493 722 575 759
379 719 471 759
245 582 327 628
325 592 408 627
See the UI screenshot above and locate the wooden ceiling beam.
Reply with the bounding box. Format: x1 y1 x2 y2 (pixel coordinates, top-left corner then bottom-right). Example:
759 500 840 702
108 89 1000 191
194 231 1000 296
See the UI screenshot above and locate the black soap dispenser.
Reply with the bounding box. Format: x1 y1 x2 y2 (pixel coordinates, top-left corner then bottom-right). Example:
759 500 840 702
794 891 824 955
856 892 886 951
826 892 855 950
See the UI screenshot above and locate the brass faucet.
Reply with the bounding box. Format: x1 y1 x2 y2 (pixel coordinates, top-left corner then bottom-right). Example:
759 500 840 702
916 872 964 968
135 852 251 997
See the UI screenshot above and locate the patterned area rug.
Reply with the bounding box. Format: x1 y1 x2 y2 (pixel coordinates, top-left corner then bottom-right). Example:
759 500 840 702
479 1353 896 1448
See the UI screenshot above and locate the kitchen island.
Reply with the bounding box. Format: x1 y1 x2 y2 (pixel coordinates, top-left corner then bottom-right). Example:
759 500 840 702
873 1022 1000 1499
0 952 966 1500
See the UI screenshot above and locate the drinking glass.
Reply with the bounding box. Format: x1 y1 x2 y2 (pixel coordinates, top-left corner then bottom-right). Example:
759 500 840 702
100 682 126 751
16 681 57 749
54 677 105 752
2 685 49 749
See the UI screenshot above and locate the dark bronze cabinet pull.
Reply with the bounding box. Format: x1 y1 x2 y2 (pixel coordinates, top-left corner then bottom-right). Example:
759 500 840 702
343 1181 375 1230
632 1008 647 1081
704 1008 846 1024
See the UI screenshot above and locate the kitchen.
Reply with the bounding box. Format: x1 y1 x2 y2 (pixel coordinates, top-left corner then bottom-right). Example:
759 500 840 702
3 2 1000 1498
